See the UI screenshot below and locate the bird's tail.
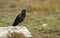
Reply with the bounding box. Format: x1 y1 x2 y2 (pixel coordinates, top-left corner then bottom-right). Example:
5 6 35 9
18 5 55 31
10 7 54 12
12 21 18 26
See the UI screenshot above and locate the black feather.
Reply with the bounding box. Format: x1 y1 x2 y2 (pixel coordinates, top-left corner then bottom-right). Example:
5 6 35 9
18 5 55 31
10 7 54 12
12 9 26 26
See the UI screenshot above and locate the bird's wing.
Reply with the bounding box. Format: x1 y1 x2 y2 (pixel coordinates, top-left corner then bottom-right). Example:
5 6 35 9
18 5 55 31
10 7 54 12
17 14 22 18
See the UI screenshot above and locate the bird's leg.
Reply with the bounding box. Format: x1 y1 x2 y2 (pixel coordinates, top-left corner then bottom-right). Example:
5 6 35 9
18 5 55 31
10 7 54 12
18 23 23 27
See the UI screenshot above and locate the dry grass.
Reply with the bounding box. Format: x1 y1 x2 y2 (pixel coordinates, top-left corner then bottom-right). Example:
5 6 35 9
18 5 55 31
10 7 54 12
0 0 60 38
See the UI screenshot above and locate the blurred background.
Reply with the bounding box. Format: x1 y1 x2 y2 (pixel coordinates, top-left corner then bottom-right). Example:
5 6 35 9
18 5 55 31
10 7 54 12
0 0 60 38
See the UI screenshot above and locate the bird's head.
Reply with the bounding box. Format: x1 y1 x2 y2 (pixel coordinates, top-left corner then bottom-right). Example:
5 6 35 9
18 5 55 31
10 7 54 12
22 9 26 13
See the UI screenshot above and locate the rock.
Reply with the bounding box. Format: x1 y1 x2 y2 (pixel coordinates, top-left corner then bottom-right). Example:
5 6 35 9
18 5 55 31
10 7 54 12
0 26 32 38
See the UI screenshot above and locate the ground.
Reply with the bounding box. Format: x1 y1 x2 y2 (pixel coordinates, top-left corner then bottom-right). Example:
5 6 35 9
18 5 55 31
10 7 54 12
0 0 60 38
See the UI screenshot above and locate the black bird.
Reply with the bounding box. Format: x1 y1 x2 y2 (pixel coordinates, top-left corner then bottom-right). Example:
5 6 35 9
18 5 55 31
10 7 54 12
12 9 26 26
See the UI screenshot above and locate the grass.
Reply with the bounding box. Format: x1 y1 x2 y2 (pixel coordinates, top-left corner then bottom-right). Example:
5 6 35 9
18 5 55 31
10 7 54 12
0 0 60 38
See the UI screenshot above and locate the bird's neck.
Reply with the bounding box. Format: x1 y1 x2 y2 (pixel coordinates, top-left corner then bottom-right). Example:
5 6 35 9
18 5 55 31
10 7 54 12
22 13 26 16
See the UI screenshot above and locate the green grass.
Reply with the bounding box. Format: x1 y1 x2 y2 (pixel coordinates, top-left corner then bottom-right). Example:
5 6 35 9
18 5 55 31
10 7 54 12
0 0 60 38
